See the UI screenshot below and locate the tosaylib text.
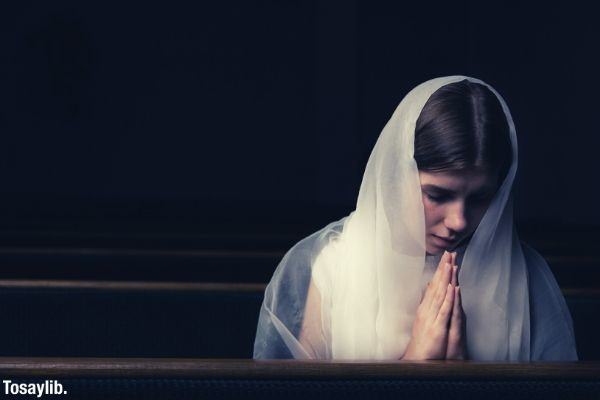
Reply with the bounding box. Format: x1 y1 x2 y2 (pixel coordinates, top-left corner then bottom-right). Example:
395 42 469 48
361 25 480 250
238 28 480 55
3 380 67 397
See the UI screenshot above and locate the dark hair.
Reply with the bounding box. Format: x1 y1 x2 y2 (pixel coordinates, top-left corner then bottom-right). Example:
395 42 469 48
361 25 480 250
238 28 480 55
414 79 512 184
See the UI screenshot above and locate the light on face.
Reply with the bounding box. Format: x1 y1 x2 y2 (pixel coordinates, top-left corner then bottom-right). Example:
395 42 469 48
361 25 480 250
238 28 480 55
419 168 497 255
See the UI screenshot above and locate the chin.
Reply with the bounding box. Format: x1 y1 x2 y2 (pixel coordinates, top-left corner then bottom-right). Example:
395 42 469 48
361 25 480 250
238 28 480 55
425 244 445 256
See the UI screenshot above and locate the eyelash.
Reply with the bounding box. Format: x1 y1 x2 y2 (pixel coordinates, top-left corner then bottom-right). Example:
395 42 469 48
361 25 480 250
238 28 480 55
426 194 448 203
426 193 491 204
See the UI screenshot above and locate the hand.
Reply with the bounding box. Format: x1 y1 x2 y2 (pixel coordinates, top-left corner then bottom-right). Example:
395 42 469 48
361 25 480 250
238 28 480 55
445 259 467 360
401 251 456 360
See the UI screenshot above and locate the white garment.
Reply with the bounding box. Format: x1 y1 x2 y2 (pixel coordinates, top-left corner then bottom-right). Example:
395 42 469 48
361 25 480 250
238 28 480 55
253 76 578 361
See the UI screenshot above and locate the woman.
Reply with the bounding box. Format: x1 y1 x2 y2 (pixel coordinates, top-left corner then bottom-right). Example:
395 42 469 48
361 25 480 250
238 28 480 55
253 76 578 361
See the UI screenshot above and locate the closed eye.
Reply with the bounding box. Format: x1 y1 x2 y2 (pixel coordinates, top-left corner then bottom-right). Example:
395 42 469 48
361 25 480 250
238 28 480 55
425 193 450 203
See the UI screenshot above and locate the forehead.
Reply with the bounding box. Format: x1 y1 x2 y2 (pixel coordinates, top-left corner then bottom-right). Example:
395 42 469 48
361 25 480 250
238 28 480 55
418 168 497 193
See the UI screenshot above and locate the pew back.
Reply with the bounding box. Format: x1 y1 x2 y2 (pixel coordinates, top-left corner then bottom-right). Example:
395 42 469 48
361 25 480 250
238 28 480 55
0 281 599 360
0 358 599 400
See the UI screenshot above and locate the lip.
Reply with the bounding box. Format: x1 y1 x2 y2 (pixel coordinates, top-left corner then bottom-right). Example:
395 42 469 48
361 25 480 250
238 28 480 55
431 234 456 247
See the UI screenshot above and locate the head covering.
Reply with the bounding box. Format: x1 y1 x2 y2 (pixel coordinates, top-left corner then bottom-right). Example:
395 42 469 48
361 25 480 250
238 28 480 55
253 76 578 361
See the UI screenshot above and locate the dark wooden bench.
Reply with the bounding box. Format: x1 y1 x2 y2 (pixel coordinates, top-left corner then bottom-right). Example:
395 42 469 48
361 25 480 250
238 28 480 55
0 226 598 286
0 246 598 287
0 280 263 358
0 280 599 360
0 358 598 400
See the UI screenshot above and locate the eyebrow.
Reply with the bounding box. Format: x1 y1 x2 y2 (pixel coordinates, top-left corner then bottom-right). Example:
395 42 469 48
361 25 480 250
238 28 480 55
421 184 495 196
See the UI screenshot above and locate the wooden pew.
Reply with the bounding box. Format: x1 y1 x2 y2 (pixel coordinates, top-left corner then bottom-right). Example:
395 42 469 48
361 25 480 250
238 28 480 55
0 280 264 358
0 246 598 287
0 280 598 360
0 225 598 286
0 358 598 399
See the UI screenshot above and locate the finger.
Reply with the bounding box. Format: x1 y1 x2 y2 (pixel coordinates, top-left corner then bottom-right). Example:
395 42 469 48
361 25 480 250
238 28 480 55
441 260 452 287
443 250 452 265
453 252 461 285
432 251 450 284
451 264 458 286
455 286 467 359
438 250 451 273
435 283 455 327
422 251 450 307
429 262 452 315
457 286 466 325
446 287 461 358
450 286 462 335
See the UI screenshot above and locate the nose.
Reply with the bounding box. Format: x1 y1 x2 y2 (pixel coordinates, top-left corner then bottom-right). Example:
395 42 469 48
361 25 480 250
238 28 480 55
444 201 467 234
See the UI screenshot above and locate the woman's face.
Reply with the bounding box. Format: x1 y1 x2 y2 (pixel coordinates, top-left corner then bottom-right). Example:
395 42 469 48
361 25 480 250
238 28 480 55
419 168 498 255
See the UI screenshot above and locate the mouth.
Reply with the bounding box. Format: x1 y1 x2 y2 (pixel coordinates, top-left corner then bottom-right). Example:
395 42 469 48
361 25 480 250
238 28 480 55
431 234 457 248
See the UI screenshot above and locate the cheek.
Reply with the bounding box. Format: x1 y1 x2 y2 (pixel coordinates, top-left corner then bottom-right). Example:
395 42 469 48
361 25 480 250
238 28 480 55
422 197 443 227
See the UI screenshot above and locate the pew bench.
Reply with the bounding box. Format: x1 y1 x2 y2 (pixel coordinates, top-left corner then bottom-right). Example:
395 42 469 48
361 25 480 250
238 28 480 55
0 358 598 400
0 280 598 359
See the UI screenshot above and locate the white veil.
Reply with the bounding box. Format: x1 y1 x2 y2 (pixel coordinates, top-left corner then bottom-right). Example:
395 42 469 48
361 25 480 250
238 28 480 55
253 76 578 361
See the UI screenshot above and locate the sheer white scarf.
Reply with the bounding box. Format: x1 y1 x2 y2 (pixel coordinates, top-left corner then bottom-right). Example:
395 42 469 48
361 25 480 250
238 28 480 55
253 76 578 361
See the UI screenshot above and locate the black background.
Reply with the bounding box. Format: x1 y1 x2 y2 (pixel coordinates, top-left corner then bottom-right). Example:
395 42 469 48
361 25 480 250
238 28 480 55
0 0 598 237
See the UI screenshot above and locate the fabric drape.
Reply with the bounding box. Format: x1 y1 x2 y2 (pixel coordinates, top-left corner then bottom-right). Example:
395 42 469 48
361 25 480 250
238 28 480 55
253 76 578 361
